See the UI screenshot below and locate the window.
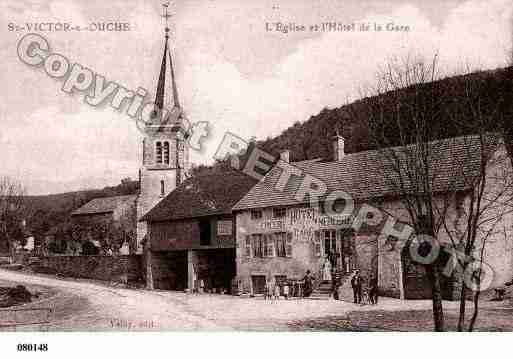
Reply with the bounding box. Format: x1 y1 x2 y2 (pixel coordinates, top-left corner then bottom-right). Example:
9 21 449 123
275 232 286 257
155 141 162 164
199 219 211 246
250 210 262 220
272 207 286 219
163 141 170 164
244 236 251 257
252 234 264 258
314 231 322 257
264 234 275 257
285 232 293 257
217 220 232 236
160 180 165 196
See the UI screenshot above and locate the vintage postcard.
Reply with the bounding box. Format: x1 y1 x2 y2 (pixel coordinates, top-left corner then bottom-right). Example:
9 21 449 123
0 0 512 357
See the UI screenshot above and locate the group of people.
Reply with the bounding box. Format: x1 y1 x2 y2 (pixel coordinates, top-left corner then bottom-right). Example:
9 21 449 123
350 270 378 305
263 268 379 304
265 279 291 300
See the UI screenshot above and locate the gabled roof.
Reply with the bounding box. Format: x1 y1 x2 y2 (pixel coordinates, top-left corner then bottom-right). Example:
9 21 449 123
233 134 501 211
71 195 137 216
142 169 258 222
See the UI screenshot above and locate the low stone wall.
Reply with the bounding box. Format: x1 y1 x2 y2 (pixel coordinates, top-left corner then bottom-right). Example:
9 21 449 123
33 255 143 284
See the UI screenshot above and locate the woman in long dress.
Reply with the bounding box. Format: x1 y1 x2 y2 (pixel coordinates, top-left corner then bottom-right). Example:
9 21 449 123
322 257 332 281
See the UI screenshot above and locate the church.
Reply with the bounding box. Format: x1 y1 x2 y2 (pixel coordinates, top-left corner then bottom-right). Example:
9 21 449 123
73 13 190 257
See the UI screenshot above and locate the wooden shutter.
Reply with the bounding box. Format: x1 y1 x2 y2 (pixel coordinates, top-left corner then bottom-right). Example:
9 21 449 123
285 232 293 257
245 235 251 257
314 230 321 257
336 230 342 256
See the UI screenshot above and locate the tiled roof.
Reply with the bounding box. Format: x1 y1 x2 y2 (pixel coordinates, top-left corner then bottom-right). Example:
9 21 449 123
233 134 500 210
142 170 258 222
71 195 137 216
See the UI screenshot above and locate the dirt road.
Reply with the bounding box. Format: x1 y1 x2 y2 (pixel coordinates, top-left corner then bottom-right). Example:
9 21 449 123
0 269 226 331
2 269 509 331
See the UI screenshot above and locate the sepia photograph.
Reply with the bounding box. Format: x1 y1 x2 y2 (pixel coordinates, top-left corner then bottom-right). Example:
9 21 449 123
0 0 513 357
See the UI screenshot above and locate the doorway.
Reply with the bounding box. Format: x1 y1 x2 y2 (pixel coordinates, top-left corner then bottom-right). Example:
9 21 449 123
251 275 266 295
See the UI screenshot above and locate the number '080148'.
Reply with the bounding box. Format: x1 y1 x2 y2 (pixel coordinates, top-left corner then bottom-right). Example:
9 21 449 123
17 343 48 352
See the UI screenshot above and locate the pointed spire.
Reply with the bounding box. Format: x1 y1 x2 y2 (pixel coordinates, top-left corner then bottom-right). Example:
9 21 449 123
154 34 168 110
168 42 181 109
154 2 181 112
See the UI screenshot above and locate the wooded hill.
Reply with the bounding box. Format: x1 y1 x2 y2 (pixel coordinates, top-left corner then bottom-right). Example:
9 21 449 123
253 66 513 163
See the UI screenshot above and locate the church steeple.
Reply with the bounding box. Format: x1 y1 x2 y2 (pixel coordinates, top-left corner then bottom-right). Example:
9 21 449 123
136 1 190 255
154 2 181 112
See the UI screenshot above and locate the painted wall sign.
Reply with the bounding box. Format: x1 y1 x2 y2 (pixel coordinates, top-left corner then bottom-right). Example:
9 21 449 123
288 207 353 228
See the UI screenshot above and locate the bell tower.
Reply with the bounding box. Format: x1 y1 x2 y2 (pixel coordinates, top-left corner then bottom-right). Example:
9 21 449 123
136 2 190 253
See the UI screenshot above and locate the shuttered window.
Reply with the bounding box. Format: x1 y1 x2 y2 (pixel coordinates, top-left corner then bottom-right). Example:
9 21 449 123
264 234 274 257
250 210 263 220
285 232 293 257
163 141 170 164
252 234 264 258
275 232 286 257
155 141 163 164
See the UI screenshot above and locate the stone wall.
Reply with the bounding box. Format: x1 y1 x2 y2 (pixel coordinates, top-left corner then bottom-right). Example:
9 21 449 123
34 255 143 284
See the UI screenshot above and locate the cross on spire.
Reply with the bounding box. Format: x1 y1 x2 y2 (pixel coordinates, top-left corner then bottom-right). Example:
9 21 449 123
162 2 172 37
154 1 181 113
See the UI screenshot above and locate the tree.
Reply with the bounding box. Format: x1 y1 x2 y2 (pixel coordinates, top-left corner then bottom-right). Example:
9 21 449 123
438 71 513 331
356 55 513 332
354 55 451 331
0 177 27 259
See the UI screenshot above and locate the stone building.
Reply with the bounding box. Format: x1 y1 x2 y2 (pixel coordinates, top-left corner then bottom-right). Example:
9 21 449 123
141 170 257 292
232 135 513 299
71 194 137 254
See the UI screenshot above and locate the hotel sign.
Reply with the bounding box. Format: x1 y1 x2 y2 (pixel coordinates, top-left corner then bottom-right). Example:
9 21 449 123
288 207 353 228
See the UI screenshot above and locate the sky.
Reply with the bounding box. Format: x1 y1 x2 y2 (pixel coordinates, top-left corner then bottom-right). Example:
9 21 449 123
0 0 511 195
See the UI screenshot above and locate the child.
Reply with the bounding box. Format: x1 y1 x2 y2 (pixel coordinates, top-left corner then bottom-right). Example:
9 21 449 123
274 283 281 300
265 279 273 300
283 282 290 300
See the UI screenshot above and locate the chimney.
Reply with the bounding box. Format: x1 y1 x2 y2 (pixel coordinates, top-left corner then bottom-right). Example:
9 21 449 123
333 135 345 161
279 150 290 163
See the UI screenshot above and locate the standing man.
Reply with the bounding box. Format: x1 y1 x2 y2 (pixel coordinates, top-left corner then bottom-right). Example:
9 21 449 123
351 270 363 304
303 270 314 298
368 273 378 305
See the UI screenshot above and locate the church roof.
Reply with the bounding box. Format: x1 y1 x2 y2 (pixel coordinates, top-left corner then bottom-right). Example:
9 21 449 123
71 195 137 216
233 134 501 210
